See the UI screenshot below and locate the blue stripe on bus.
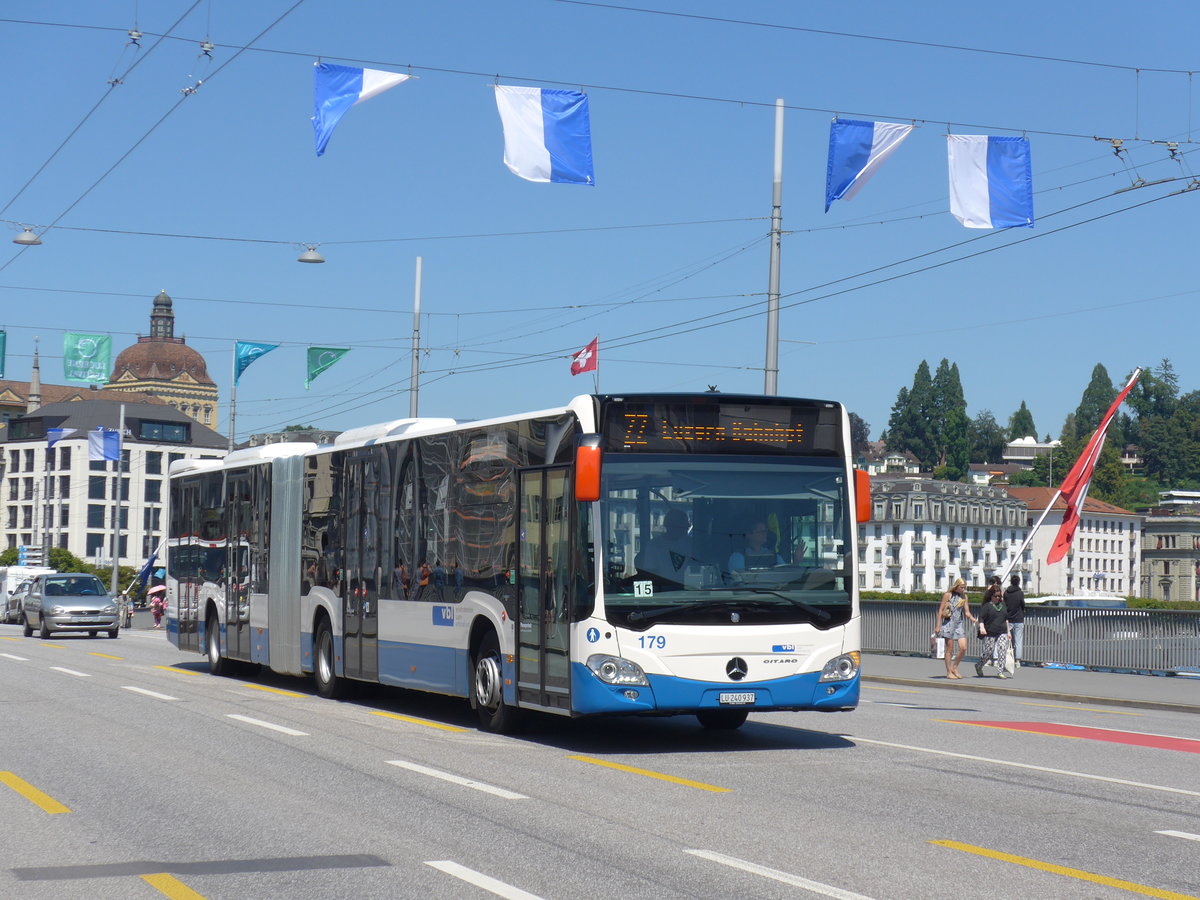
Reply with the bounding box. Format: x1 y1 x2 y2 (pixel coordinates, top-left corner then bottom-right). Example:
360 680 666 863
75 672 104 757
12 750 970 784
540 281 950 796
569 662 859 715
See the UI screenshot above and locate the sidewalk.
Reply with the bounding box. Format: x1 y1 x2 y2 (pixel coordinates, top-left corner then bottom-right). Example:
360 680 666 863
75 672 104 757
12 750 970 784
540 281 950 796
863 651 1200 715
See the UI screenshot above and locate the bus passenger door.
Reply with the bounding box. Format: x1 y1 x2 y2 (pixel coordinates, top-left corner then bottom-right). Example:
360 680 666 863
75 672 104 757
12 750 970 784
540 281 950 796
516 467 571 712
342 451 380 681
225 472 252 661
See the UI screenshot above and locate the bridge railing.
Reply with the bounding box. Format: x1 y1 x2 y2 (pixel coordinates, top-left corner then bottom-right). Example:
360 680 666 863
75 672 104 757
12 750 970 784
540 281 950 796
862 600 1200 674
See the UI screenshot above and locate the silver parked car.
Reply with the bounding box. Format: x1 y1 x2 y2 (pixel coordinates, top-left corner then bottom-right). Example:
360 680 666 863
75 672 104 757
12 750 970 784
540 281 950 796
4 580 33 625
22 574 119 639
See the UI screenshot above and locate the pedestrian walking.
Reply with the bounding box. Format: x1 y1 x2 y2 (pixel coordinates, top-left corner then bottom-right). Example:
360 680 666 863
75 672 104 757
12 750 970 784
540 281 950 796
413 561 431 602
976 580 1011 677
452 562 463 599
150 592 165 629
935 579 976 679
1004 573 1026 667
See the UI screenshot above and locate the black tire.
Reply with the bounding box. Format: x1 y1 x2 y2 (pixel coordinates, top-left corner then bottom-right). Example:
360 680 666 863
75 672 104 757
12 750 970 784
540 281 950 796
22 613 33 638
40 615 51 640
108 627 119 639
206 614 227 676
473 631 520 733
88 631 97 638
313 620 344 699
696 709 749 730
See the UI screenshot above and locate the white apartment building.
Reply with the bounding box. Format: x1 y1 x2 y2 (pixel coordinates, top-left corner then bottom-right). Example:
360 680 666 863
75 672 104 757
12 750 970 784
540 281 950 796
1007 487 1142 597
858 477 1032 593
1 398 226 567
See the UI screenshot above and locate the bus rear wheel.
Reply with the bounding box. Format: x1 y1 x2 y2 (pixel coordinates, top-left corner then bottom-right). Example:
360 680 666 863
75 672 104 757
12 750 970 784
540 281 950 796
474 631 519 733
206 614 227 676
314 621 344 699
696 709 749 730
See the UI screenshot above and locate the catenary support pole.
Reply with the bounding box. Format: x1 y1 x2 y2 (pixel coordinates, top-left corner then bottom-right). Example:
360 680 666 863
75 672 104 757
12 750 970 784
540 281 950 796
764 98 784 395
410 256 422 418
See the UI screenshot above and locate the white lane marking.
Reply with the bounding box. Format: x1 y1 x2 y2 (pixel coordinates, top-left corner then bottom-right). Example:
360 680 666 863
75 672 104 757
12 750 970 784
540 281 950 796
425 860 542 899
1045 721 1198 742
387 760 528 800
686 849 877 900
1 652 29 661
1156 830 1200 842
123 686 179 701
855 737 1200 798
50 666 90 678
225 714 308 736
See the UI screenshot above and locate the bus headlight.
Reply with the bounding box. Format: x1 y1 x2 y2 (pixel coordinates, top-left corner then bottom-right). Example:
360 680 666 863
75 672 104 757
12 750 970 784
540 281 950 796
586 654 648 686
819 652 860 682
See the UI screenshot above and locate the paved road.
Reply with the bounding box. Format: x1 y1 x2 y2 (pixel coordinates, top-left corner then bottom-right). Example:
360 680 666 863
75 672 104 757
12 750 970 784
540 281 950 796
2 626 1198 899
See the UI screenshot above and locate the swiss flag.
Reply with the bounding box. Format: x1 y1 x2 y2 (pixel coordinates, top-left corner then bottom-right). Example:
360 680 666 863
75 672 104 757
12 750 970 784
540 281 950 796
570 337 598 376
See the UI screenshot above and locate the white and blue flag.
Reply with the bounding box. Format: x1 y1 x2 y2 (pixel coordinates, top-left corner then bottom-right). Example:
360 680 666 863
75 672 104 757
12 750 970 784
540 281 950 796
825 119 913 212
494 85 594 185
88 427 121 462
47 427 77 448
313 62 411 157
947 135 1034 229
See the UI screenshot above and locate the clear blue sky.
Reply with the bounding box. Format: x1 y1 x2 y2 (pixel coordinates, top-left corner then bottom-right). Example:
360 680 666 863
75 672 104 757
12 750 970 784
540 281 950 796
3 1 1197 442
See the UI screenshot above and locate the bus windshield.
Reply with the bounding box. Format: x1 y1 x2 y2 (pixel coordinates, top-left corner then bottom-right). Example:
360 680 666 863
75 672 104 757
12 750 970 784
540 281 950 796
599 455 853 631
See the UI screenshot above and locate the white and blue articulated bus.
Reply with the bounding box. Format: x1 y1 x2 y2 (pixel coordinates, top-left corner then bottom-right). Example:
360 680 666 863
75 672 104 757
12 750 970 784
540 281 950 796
166 393 870 732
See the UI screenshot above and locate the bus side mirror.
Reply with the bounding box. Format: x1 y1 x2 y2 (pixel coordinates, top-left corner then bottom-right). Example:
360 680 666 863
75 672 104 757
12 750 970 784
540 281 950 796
575 436 602 502
854 469 871 522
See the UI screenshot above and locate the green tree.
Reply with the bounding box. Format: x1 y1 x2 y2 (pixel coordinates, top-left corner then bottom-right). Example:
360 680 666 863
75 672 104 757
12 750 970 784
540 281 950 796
1007 400 1036 440
1126 360 1178 422
847 412 871 457
886 361 936 468
967 409 1007 464
940 406 970 480
1075 363 1116 436
1059 412 1077 443
1140 408 1200 486
930 358 966 466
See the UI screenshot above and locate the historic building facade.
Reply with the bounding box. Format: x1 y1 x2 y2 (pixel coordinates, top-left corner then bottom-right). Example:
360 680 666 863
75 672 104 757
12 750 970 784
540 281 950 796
1 398 226 566
106 291 219 427
1138 493 1200 603
858 477 1032 593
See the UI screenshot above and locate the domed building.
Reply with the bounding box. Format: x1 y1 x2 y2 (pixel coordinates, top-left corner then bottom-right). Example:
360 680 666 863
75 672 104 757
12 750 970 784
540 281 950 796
106 291 218 427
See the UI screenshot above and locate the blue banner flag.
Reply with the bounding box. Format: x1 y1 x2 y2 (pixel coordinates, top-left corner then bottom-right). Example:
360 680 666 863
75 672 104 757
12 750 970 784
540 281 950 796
234 341 278 385
313 62 411 157
825 119 913 212
947 135 1033 229
494 85 594 185
47 427 77 448
88 427 121 462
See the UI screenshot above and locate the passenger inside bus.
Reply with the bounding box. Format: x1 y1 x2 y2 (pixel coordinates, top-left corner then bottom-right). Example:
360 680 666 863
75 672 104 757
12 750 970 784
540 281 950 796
636 508 700 583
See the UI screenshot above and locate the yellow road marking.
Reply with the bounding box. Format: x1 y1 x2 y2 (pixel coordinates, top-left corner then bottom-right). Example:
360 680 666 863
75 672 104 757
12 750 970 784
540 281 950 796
155 665 203 676
0 635 21 641
141 873 207 899
569 755 730 792
932 840 1199 899
38 642 66 649
89 652 124 660
1019 702 1140 716
864 685 921 694
935 719 1088 741
371 710 468 732
0 772 71 814
243 684 306 698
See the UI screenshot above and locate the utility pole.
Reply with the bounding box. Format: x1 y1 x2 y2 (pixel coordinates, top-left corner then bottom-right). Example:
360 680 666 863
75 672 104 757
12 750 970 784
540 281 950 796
410 256 422 418
764 98 784 395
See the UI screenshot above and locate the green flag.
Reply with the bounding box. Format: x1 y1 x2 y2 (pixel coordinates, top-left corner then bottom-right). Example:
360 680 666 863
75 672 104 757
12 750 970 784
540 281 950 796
63 332 112 385
306 346 349 389
0 330 6 378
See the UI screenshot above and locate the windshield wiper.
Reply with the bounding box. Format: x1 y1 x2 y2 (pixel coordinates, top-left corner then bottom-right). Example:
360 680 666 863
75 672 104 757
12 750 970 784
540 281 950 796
627 599 717 624
748 589 831 622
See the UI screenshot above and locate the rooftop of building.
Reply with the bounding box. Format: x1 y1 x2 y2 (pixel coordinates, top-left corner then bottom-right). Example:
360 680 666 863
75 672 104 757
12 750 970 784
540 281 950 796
1005 486 1137 517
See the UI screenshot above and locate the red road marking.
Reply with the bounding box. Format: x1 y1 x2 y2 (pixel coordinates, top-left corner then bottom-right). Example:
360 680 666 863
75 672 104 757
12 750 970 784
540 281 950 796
950 721 1200 754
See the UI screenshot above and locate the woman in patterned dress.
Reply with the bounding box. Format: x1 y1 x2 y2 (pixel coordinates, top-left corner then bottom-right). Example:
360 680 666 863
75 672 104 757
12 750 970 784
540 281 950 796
936 579 977 679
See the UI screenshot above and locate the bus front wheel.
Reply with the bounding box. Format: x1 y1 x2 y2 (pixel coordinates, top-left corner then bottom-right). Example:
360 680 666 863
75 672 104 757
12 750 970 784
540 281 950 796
696 709 749 730
314 621 344 700
474 631 519 733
